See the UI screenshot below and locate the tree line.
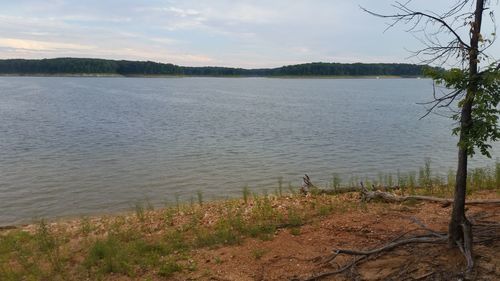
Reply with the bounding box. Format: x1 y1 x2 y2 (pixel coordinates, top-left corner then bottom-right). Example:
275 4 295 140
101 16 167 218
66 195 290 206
0 58 427 76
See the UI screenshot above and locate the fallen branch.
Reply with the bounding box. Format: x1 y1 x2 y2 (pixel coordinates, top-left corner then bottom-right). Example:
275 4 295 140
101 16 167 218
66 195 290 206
300 175 411 195
298 176 500 206
359 182 500 206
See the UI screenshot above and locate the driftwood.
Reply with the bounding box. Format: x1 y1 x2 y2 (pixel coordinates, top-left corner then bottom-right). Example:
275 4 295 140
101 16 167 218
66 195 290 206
300 176 500 206
359 182 500 206
299 175 402 195
300 174 314 195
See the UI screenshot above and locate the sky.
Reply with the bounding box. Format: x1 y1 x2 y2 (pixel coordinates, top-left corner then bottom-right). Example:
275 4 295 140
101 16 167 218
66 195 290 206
0 0 498 68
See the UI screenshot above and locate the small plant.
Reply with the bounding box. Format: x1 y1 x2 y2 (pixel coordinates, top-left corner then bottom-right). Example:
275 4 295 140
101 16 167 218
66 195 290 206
287 208 303 227
242 185 250 205
331 173 341 191
80 217 92 236
378 172 384 188
290 227 301 236
349 175 359 188
288 182 296 195
278 176 283 197
85 236 131 275
495 159 500 188
158 259 182 277
197 190 203 206
318 204 333 217
418 158 433 193
447 169 456 191
408 171 416 194
134 202 145 222
163 208 175 227
164 229 188 253
194 219 241 247
385 173 393 187
175 193 181 213
145 198 155 211
251 248 268 260
214 256 223 264
360 200 368 211
35 220 56 252
397 170 408 195
186 260 197 272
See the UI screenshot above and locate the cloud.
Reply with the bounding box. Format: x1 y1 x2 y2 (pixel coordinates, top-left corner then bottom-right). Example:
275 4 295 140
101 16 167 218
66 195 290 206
0 0 498 67
0 38 95 52
167 7 201 18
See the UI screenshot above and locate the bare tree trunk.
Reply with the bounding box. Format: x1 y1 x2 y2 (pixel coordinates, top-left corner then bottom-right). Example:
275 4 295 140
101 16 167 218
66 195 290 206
448 0 484 273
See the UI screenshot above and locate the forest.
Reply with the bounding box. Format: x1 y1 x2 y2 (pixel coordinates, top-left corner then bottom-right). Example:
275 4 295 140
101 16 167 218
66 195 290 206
0 58 427 77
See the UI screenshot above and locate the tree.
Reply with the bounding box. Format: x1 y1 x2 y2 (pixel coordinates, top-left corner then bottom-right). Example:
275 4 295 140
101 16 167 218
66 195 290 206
364 0 499 275
304 2 498 280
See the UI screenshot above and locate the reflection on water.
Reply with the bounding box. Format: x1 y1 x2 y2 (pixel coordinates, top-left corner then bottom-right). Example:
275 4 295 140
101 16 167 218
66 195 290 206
0 77 497 225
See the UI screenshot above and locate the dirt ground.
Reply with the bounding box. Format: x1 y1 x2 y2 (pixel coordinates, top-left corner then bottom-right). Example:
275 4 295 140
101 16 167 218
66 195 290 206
171 192 500 281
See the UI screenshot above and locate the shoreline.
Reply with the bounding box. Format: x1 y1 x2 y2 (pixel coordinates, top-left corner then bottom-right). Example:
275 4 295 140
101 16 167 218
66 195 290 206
0 73 425 79
0 188 498 280
1 182 496 230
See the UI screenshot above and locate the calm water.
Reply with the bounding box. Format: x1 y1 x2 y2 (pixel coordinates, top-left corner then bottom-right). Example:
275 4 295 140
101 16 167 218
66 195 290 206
0 77 498 225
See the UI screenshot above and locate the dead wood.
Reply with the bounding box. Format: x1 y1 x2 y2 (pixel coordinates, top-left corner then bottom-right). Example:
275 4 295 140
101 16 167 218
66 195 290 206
298 186 500 281
299 176 500 207
302 235 446 281
300 174 314 195
300 222 500 281
300 175 410 195
359 182 500 206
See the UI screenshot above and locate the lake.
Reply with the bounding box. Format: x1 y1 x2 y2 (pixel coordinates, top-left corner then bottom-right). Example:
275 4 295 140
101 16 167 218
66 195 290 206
0 77 498 225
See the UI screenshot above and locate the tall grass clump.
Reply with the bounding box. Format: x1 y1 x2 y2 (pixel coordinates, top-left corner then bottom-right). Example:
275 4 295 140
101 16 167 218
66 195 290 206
331 173 341 191
85 235 131 275
418 158 433 193
0 230 42 280
197 190 203 206
242 186 250 205
408 171 416 194
386 173 393 187
158 259 182 277
134 202 145 222
447 169 456 191
496 159 500 187
194 219 242 247
277 177 283 197
34 220 66 276
175 193 180 213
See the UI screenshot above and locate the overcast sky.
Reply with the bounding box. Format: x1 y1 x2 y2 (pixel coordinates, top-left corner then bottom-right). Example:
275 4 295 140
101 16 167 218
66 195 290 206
0 0 498 68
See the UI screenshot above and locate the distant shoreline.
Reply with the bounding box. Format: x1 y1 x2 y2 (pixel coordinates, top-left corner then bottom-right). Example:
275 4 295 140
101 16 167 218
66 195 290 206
0 58 431 77
0 73 424 79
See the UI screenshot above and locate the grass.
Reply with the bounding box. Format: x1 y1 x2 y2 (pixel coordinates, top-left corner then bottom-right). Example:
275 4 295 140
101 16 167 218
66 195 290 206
251 248 268 260
320 159 500 197
134 202 146 222
158 259 182 277
242 185 250 205
197 190 203 206
0 161 498 280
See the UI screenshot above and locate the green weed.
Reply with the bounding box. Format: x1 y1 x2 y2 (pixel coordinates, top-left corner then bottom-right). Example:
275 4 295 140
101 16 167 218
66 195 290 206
158 259 182 277
251 248 268 260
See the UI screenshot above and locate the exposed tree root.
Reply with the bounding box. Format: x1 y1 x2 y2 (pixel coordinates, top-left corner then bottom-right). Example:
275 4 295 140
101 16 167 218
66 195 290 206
300 205 500 281
302 231 447 281
296 188 500 281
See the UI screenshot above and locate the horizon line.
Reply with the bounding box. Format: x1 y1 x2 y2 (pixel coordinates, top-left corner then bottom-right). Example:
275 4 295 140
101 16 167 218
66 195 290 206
0 57 427 70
